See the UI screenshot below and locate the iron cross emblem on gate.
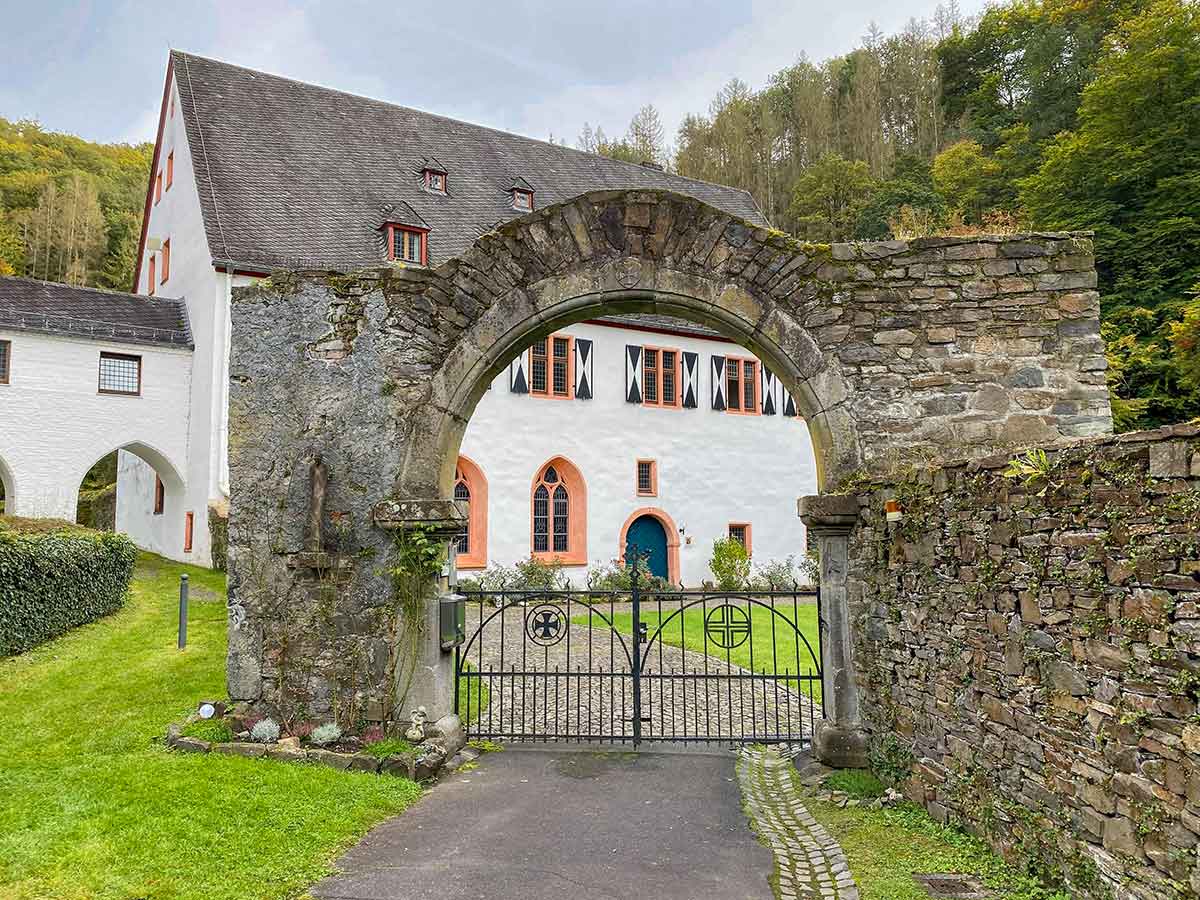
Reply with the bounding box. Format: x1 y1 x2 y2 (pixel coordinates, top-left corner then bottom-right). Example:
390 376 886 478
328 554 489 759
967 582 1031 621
704 604 751 649
525 604 567 646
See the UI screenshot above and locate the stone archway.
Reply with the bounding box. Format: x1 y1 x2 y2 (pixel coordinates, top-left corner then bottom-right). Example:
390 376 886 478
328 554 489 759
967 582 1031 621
226 188 1108 757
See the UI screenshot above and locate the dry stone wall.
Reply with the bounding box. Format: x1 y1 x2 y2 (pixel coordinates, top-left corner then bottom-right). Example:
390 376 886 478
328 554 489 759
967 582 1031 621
847 425 1200 899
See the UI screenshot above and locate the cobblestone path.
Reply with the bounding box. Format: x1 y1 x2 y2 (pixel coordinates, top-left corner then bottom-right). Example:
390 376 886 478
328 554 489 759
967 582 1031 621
738 746 859 900
457 599 823 743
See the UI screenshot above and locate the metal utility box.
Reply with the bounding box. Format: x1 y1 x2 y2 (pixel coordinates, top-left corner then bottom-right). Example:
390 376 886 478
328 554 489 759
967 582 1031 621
439 593 466 650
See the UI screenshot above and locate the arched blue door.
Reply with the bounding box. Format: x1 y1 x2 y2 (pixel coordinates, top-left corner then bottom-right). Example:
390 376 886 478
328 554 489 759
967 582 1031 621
626 514 668 580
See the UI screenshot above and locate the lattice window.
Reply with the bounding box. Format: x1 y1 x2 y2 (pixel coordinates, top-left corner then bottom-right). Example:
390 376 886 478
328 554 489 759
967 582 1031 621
390 226 425 264
726 361 741 411
530 339 548 394
552 485 568 552
532 463 574 556
533 484 549 552
530 334 572 398
98 352 141 396
643 349 659 403
637 460 657 496
742 360 756 411
454 476 470 554
728 523 751 554
661 350 677 405
724 356 759 415
552 337 570 397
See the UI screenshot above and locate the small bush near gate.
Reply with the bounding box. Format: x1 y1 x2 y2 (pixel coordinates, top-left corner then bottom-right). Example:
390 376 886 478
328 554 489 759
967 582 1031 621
0 516 137 655
586 558 676 593
457 555 570 592
709 537 751 590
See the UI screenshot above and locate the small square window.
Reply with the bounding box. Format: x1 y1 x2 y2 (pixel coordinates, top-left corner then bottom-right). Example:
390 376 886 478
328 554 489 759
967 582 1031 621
391 226 425 264
426 171 446 192
512 189 533 211
637 460 657 496
98 352 142 396
0 340 10 384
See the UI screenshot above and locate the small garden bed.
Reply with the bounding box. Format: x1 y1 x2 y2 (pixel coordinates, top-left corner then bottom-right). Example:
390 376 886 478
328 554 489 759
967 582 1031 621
166 703 473 781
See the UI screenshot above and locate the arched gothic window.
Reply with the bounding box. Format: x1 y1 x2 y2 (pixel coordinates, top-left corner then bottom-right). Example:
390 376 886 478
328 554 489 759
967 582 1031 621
530 457 587 564
453 456 488 569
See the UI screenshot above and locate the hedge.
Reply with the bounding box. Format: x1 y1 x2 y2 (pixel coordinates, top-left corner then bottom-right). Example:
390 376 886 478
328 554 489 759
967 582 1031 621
0 517 137 656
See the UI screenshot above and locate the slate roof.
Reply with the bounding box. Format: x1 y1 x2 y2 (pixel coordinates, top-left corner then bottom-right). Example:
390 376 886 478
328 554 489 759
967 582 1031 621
168 50 769 272
0 276 192 348
595 314 725 341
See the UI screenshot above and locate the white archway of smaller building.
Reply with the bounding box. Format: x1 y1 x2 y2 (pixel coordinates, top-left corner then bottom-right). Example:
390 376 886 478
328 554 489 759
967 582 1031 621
0 453 16 516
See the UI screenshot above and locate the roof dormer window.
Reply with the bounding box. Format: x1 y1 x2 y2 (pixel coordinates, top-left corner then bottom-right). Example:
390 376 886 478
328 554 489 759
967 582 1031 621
387 224 427 265
421 158 448 194
512 188 533 211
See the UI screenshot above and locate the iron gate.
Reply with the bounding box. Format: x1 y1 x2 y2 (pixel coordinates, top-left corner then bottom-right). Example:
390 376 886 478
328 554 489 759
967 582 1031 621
454 566 823 747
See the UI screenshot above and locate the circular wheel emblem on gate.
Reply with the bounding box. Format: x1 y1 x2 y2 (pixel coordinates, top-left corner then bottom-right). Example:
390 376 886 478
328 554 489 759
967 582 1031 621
705 604 751 649
525 604 567 646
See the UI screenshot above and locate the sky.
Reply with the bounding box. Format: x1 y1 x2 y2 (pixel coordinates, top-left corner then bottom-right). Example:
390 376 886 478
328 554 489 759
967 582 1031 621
0 0 986 149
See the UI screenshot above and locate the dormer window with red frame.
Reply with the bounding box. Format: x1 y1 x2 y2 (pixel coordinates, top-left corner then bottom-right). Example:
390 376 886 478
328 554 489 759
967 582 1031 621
512 188 533 211
425 170 446 193
387 224 428 265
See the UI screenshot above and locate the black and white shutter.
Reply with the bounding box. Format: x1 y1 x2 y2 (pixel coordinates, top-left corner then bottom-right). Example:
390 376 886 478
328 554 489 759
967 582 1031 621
761 367 777 415
710 355 726 410
681 351 699 409
625 345 643 403
782 388 798 418
574 338 593 400
509 353 529 393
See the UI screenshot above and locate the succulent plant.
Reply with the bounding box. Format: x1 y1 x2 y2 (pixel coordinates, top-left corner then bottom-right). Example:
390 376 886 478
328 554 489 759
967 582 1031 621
310 723 342 746
250 718 280 743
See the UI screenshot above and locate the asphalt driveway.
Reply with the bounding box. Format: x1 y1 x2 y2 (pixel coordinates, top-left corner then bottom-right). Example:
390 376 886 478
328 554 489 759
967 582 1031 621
312 746 775 900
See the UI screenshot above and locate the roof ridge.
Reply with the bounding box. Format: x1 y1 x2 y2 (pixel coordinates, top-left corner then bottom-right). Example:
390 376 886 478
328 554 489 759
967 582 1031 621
166 49 768 210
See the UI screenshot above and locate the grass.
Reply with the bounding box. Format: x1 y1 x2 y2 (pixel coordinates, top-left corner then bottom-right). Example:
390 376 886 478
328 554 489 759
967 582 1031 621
804 776 1069 900
575 601 822 700
823 769 885 798
456 660 490 724
0 552 423 900
363 737 416 758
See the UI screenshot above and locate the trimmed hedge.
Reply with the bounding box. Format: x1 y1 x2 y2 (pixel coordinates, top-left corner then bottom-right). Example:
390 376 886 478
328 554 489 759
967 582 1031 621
0 517 137 655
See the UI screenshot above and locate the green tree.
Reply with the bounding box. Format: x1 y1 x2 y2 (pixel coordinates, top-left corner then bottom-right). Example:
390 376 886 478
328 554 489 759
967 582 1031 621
789 152 876 241
932 139 1002 222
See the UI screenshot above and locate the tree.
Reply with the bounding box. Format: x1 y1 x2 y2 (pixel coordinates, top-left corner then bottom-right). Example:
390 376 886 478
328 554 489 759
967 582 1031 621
789 153 876 241
626 105 666 166
932 139 1001 222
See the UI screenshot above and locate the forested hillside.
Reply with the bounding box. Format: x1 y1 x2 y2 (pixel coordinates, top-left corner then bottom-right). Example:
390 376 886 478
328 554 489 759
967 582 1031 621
590 0 1200 430
0 118 151 290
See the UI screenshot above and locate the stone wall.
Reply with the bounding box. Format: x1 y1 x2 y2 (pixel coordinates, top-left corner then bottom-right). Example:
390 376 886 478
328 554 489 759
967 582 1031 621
847 425 1200 898
225 189 1111 728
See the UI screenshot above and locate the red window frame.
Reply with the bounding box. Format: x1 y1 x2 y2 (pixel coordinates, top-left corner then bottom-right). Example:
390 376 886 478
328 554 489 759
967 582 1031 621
161 239 170 284
728 522 752 555
512 189 533 211
641 345 681 409
725 356 759 415
166 151 174 190
153 475 164 515
425 170 446 192
148 256 155 295
529 333 573 399
184 511 194 552
388 224 428 265
636 459 657 497
154 171 162 204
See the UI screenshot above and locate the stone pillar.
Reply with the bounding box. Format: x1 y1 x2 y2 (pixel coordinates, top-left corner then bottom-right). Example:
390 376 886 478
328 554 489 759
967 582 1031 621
372 497 468 723
799 494 869 768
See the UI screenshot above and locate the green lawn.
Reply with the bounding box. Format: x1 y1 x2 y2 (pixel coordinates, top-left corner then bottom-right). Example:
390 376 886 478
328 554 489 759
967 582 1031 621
0 553 422 900
575 601 822 700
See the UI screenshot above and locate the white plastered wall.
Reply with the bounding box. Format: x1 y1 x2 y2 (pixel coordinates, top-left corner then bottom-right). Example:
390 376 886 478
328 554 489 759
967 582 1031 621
459 321 818 586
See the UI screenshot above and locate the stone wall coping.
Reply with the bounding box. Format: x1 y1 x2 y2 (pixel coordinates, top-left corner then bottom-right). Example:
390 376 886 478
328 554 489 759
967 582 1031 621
798 494 860 529
842 422 1199 491
372 498 469 535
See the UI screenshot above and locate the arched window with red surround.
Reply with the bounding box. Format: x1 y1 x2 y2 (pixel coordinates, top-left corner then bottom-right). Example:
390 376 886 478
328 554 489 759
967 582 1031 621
530 456 587 565
453 455 488 570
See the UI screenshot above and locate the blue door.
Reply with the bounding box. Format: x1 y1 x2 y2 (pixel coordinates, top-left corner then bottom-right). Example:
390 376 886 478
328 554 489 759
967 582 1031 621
626 514 669 580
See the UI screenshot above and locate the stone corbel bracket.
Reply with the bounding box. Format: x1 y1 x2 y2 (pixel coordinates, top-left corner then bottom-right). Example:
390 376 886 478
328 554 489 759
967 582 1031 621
372 497 468 540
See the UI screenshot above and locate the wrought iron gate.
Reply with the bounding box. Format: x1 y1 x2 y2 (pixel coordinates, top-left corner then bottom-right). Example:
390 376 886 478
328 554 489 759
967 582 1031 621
454 565 823 747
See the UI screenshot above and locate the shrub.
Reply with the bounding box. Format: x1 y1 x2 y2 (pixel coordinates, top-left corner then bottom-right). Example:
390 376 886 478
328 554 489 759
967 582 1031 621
586 558 675 593
709 538 750 590
458 555 571 592
747 555 797 590
181 719 233 743
364 737 416 758
869 733 916 786
250 718 280 743
309 723 342 746
0 517 137 655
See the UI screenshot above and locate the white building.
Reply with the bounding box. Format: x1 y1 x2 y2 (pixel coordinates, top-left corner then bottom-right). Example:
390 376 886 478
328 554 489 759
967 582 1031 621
0 51 818 581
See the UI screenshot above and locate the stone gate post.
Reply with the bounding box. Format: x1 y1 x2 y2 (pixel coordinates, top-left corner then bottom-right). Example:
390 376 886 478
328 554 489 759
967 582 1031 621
372 497 468 723
799 494 869 768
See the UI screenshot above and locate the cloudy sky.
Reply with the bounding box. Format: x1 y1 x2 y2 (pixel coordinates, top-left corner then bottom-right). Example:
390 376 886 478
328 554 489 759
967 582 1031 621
1 0 984 148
